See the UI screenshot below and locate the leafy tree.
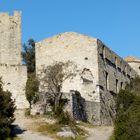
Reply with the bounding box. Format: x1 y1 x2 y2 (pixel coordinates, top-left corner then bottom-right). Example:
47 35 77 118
22 39 35 73
0 79 15 139
25 72 39 109
22 39 39 108
113 77 140 140
43 61 76 114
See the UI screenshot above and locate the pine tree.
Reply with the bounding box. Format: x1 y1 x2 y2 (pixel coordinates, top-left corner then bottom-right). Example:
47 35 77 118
0 79 16 139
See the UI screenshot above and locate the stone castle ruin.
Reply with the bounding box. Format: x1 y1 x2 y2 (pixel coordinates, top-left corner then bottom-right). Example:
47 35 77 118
35 32 140 125
0 11 28 108
1 11 140 125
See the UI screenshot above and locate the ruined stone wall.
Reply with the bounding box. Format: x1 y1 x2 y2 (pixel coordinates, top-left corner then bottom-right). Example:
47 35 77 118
97 40 137 125
36 32 101 124
36 32 99 101
35 32 138 125
0 11 28 109
127 61 140 76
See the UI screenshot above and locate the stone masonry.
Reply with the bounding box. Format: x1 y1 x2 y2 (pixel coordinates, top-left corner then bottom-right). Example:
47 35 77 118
0 11 28 109
35 32 138 125
125 56 140 76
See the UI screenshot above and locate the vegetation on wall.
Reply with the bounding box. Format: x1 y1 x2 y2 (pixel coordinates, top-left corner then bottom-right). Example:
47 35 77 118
113 77 140 140
0 79 16 140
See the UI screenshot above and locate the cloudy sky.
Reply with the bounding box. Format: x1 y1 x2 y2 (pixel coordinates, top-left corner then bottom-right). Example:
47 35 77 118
0 0 140 58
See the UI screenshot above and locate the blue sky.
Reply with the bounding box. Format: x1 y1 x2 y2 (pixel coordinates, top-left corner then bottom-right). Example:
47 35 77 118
0 0 140 58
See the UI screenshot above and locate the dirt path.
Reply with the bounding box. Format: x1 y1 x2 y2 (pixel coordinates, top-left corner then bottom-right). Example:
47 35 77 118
13 110 113 140
12 109 54 140
86 126 113 140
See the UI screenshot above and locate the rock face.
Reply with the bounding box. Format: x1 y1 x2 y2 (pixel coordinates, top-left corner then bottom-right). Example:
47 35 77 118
35 32 138 125
0 11 28 109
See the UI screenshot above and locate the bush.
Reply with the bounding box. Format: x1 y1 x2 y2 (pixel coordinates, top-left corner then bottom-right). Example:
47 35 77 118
57 111 75 125
25 72 39 108
25 108 31 116
49 98 75 125
0 80 15 140
113 78 140 140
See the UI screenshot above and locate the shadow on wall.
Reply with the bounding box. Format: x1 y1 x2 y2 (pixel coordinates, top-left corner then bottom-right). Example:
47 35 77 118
71 90 88 122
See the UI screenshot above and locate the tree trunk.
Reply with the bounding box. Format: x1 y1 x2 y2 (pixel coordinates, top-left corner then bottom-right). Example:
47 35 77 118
54 92 62 113
29 101 32 109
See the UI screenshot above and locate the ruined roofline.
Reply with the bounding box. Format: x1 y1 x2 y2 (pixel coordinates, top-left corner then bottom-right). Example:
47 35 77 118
126 60 140 63
35 32 137 74
36 32 97 46
35 32 123 65
97 39 130 66
0 11 21 17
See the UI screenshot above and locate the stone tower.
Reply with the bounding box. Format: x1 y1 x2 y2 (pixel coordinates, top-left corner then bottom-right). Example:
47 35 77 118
125 56 140 76
0 11 22 65
0 11 28 109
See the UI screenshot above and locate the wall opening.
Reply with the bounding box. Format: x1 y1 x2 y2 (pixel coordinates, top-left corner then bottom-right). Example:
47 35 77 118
84 57 88 60
121 82 123 89
115 57 117 68
116 79 119 93
124 65 127 75
102 45 105 59
105 71 109 90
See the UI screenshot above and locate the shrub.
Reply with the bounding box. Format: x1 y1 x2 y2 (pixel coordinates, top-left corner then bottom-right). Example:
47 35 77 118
57 111 75 125
25 108 31 116
113 78 140 140
25 72 39 108
0 80 15 140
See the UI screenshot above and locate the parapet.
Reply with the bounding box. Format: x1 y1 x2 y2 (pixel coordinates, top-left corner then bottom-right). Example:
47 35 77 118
0 11 21 17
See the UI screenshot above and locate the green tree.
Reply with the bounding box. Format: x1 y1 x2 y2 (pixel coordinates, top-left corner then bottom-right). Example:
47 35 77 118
43 61 76 114
22 39 35 73
25 72 39 109
0 79 15 140
113 77 140 140
22 39 39 108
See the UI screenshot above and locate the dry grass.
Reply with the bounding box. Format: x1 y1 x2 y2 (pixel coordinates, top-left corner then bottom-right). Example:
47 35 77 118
78 122 95 128
37 122 87 140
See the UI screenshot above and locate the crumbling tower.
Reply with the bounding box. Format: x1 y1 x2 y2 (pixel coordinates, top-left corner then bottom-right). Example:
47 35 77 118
125 56 140 76
0 11 28 108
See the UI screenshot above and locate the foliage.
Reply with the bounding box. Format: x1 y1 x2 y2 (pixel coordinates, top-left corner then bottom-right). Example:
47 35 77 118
37 122 86 140
22 39 36 73
57 111 75 125
0 79 16 140
125 77 140 96
113 77 140 140
24 108 31 116
43 61 76 114
25 72 39 108
22 39 39 109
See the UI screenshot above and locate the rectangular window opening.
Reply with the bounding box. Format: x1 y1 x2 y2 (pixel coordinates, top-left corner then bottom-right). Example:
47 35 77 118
116 79 119 93
105 71 109 90
115 57 117 68
121 82 123 89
